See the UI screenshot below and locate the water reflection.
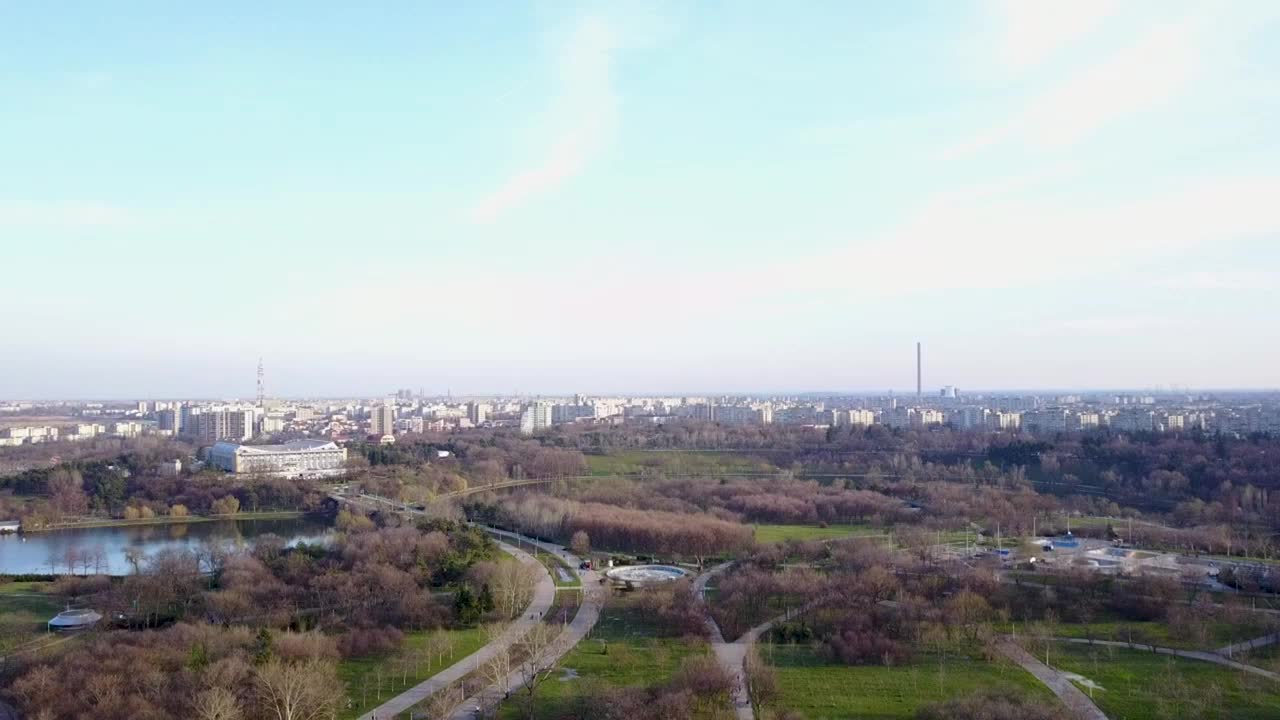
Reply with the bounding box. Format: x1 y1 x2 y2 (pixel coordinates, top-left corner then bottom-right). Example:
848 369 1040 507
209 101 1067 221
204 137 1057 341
0 516 333 575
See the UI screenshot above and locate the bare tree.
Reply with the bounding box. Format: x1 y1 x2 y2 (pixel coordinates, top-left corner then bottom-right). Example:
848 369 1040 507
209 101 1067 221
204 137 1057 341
425 682 463 720
569 530 590 557
254 658 344 720
124 546 145 575
481 623 513 698
515 623 560 720
744 645 778 714
62 543 81 575
194 687 243 720
493 560 539 620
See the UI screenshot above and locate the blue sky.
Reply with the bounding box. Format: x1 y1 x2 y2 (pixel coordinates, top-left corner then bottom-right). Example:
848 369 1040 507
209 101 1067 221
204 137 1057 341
2 1 1278 398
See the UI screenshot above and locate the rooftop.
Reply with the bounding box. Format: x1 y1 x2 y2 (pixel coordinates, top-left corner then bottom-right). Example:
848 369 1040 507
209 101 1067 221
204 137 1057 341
212 439 339 454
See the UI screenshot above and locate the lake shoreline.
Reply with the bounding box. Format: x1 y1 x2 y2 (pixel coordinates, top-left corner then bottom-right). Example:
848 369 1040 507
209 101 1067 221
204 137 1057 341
18 510 307 534
0 513 334 576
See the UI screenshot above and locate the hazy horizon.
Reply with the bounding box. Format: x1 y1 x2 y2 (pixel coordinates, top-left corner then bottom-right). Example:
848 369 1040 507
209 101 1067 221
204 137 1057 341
4 1 1278 398
6 383 1278 405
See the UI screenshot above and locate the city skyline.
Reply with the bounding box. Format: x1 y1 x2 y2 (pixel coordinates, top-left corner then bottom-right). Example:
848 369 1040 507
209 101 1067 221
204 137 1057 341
3 342 1280 400
3 380 1277 404
3 1 1279 397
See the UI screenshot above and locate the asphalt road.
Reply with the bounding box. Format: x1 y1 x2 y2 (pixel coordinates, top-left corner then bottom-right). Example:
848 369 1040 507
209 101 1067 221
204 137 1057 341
356 539 555 720
446 528 606 720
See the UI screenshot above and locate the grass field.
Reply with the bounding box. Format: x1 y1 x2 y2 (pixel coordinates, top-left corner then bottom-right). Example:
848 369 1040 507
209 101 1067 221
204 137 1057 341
1001 614 1275 653
1239 642 1280 672
765 643 1056 719
1059 619 1269 651
337 626 487 720
497 594 709 719
547 589 583 626
1049 642 1280 720
0 580 63 654
532 549 582 588
586 450 775 477
752 523 885 544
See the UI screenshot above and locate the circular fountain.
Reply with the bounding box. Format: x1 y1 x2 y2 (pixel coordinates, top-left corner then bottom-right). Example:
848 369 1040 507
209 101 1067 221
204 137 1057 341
604 564 688 587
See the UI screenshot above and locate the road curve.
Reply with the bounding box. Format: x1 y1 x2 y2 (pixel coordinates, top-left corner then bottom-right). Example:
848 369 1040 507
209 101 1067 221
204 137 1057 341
356 539 555 720
692 562 754 720
1056 637 1280 681
1217 631 1280 659
995 640 1109 720
446 527 606 720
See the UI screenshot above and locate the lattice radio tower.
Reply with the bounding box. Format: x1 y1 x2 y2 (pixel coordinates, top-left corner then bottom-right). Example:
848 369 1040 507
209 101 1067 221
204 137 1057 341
256 357 265 406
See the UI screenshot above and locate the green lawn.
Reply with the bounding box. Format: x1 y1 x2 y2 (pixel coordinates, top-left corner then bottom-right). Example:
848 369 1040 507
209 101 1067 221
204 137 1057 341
765 643 1056 719
532 549 582 588
337 626 487 720
752 523 884 544
547 590 582 627
1049 642 1280 720
585 450 775 477
1040 619 1271 651
498 595 710 719
1239 642 1280 673
0 581 63 653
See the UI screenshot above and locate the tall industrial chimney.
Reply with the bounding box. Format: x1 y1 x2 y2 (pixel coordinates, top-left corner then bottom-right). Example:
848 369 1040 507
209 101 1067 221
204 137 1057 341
916 342 922 399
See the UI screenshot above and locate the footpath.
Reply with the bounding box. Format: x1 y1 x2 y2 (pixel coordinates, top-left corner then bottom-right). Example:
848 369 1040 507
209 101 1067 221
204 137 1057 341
995 640 1109 720
357 539 554 720
693 562 752 720
445 528 606 720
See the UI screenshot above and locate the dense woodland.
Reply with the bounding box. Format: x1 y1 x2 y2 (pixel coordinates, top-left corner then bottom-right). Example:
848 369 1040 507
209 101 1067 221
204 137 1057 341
375 423 1280 541
4 421 1280 719
7 423 1280 534
1 518 539 720
549 422 1280 520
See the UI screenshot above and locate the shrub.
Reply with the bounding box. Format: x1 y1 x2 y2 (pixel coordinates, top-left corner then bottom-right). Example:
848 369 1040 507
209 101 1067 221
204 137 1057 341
916 688 1068 720
336 626 404 658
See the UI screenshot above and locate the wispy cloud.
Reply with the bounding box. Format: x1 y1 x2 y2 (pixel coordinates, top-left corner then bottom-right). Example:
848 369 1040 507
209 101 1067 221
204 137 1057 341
949 15 1203 157
756 175 1280 298
1157 270 1280 291
989 0 1119 70
1014 313 1180 339
466 16 620 224
0 201 141 230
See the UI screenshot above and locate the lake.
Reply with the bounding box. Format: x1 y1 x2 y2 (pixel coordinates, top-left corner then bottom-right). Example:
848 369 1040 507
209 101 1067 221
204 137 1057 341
0 515 334 575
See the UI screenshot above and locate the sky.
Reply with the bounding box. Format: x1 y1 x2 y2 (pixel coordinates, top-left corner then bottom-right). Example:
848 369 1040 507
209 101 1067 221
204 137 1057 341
2 1 1279 398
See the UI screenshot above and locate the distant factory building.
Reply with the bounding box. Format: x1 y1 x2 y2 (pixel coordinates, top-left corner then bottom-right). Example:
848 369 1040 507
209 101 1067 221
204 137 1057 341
208 439 347 478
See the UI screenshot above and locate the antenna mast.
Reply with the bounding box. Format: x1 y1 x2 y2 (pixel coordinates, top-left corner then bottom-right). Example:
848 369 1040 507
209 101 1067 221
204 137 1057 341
256 357 265 406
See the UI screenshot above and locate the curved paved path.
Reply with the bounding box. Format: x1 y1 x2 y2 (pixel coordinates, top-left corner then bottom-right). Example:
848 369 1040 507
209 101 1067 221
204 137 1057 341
447 528 606 719
357 539 554 720
692 562 755 720
1056 637 1280 681
1218 632 1280 658
996 640 1108 720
